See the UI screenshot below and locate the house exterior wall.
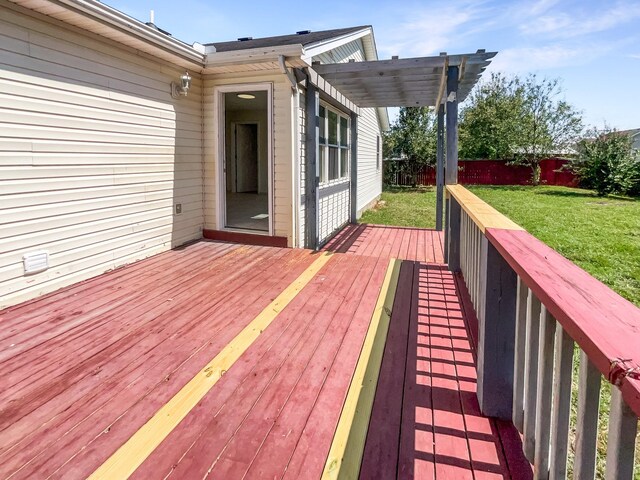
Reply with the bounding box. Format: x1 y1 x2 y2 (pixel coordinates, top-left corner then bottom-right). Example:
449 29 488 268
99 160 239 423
313 39 383 216
202 72 294 245
0 3 204 309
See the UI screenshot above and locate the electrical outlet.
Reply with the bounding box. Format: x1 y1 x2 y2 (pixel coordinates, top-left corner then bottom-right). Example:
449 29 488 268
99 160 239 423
175 203 182 215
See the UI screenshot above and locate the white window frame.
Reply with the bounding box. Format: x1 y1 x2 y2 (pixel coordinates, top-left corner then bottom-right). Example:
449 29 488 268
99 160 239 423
319 102 350 185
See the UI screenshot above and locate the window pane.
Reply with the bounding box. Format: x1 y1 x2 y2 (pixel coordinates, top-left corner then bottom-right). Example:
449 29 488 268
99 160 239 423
319 106 326 144
340 117 348 147
340 148 349 178
328 111 338 145
319 146 326 182
328 146 339 180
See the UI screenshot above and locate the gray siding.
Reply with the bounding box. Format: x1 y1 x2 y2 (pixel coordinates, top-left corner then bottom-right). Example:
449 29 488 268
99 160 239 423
0 3 204 308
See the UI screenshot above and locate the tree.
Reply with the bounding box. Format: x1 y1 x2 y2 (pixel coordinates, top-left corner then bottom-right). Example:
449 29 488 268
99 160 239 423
459 73 583 184
459 73 524 160
568 127 640 196
515 75 583 184
383 107 436 186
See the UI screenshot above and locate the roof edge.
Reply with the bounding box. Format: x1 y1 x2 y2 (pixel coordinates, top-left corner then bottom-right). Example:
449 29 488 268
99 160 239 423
6 0 205 67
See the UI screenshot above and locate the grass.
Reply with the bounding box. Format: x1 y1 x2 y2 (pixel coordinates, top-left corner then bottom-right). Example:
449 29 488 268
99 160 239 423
362 185 640 478
360 186 437 229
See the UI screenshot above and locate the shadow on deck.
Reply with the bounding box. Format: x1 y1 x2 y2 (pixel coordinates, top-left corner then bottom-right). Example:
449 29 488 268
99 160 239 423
0 224 532 479
324 223 445 263
360 260 532 479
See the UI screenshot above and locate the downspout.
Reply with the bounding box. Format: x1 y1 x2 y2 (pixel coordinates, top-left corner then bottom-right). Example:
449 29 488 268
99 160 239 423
279 55 301 248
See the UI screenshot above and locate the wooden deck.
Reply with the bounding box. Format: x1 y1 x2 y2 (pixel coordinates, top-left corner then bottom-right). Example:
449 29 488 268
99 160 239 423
0 225 532 479
324 223 445 263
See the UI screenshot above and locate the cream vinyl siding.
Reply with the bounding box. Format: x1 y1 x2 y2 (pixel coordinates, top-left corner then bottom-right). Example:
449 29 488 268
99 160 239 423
0 3 204 309
202 72 294 245
313 38 383 215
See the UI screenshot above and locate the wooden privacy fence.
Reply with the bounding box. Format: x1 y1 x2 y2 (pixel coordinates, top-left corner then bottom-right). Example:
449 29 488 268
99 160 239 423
445 185 639 480
385 158 577 187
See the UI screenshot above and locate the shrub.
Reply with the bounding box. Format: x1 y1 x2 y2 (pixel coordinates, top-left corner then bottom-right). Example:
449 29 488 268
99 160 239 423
569 127 640 196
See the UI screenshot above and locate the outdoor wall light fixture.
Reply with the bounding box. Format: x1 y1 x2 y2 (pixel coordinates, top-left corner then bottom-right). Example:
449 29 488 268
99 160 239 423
237 93 256 99
171 71 192 98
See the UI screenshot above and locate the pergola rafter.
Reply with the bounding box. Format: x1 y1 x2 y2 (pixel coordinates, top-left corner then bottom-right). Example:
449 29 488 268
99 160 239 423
303 50 497 250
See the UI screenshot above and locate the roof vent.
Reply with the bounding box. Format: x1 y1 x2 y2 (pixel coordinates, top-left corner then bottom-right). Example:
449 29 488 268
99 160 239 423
238 36 253 41
296 30 311 35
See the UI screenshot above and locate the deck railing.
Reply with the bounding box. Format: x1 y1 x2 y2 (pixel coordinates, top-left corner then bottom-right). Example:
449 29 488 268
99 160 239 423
445 184 639 479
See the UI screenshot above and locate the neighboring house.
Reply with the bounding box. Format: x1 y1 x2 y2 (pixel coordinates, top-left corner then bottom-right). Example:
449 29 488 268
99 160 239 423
619 128 640 150
0 0 388 308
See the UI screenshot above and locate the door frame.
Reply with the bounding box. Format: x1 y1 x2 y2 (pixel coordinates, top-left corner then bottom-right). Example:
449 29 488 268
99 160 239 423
215 82 273 236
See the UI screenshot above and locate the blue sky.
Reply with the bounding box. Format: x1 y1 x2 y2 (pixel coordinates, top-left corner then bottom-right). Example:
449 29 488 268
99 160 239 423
111 0 640 130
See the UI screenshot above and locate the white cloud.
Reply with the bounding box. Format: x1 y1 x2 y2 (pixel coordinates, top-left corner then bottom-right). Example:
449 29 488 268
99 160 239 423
519 2 640 38
377 1 495 58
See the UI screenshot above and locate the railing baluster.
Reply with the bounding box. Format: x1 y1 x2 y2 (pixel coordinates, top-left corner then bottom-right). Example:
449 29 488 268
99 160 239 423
549 324 574 480
534 306 556 479
605 387 638 480
461 213 466 274
512 278 528 431
573 352 601 480
523 291 542 461
475 224 481 311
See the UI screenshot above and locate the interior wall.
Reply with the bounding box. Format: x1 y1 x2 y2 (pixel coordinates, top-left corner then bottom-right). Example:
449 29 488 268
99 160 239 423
224 108 268 194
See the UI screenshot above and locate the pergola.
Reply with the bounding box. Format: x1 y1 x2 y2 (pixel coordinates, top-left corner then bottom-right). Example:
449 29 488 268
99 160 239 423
302 50 497 250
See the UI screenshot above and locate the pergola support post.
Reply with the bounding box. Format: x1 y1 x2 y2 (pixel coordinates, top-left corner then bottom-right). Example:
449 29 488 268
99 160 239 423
305 83 320 250
350 112 358 223
435 103 445 231
445 65 459 269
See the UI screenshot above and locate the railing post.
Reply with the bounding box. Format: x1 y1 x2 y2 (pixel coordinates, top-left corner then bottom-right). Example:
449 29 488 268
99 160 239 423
476 236 518 419
435 104 444 231
446 195 461 271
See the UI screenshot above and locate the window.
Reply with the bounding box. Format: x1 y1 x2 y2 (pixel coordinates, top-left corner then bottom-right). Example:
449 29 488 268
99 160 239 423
318 104 349 183
376 135 381 171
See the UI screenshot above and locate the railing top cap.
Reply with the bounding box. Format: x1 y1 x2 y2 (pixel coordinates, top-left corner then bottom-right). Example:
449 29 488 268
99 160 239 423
446 184 523 233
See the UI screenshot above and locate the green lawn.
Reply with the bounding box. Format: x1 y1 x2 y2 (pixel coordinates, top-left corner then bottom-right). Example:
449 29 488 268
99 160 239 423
361 185 640 478
361 185 640 306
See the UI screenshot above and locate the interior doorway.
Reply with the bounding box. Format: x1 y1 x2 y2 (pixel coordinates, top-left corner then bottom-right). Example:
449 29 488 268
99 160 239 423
222 89 270 232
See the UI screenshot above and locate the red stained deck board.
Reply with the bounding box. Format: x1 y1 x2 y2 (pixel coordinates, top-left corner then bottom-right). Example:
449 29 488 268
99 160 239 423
0 244 265 410
282 256 391 480
1 247 298 474
360 261 415 479
243 257 379 480
324 225 445 263
128 253 346 479
36 249 314 480
397 260 434 480
0 241 217 341
0 248 301 459
0 245 314 479
0 242 237 366
486 227 640 416
132 253 358 479
208 255 375 479
437 265 510 479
